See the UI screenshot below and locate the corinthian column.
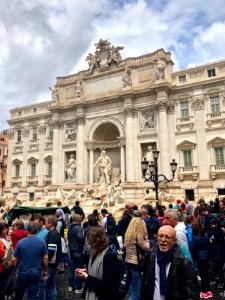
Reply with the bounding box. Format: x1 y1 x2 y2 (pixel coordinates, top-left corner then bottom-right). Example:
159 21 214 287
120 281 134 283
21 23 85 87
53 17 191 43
119 141 125 183
76 115 85 183
191 95 208 180
156 97 170 177
88 145 95 184
167 100 176 161
124 106 137 182
52 119 63 185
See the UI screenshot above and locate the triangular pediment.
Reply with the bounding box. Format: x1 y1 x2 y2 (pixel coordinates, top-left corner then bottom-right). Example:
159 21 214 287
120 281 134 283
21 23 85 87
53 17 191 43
27 156 38 162
12 158 22 164
44 155 52 161
208 137 225 145
177 140 196 149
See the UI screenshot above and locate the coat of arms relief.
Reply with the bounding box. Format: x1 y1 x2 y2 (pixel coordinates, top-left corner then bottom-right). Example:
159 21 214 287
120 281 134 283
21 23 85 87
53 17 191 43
85 39 124 73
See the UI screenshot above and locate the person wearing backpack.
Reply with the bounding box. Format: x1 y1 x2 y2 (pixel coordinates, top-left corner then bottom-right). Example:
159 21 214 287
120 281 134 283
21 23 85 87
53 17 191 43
76 227 118 300
100 209 116 235
68 214 85 294
71 200 85 222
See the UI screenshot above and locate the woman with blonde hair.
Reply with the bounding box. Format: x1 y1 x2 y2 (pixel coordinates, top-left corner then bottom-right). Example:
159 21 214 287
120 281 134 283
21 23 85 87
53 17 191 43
124 213 150 300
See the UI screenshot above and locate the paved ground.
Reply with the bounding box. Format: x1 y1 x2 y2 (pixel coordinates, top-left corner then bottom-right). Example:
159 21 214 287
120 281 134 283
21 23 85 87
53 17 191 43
56 271 224 300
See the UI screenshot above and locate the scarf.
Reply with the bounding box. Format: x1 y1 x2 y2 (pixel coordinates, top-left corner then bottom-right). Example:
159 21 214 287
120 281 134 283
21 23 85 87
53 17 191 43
85 246 110 300
56 208 65 220
156 245 175 296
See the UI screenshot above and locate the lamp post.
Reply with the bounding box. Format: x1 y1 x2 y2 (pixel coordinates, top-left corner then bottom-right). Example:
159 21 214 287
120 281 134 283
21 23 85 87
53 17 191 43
141 149 177 208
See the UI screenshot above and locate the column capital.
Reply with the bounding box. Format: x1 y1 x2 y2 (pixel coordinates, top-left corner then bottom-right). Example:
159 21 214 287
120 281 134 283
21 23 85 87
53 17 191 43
8 130 14 139
167 100 175 114
38 124 46 135
191 95 205 110
51 119 63 128
124 106 138 117
76 115 85 125
118 138 126 147
87 142 96 151
155 98 167 112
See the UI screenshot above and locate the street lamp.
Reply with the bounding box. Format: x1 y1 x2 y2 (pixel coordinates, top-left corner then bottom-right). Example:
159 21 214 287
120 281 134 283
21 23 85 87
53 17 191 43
141 149 177 208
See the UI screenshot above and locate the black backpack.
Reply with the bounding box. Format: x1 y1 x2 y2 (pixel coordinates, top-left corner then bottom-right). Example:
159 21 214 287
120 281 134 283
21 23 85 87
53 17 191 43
107 214 116 235
113 256 132 300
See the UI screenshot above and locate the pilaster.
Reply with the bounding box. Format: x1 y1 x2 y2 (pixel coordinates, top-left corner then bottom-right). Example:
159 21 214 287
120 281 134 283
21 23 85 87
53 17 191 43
156 94 170 177
124 105 137 182
76 115 85 184
191 95 208 180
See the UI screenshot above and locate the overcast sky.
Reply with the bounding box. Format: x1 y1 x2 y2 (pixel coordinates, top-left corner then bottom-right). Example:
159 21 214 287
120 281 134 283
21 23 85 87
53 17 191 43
1 0 225 131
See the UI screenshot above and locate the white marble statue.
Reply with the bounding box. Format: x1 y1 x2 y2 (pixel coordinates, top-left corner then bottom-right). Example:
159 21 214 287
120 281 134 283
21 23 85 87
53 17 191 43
143 145 153 162
94 150 112 184
66 154 76 181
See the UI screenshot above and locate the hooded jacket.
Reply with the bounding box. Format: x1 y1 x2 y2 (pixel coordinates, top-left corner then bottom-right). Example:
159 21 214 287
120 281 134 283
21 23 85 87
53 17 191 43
10 229 28 249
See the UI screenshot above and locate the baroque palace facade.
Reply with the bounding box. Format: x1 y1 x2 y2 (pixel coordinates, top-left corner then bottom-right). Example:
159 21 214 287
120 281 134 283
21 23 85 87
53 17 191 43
5 39 225 201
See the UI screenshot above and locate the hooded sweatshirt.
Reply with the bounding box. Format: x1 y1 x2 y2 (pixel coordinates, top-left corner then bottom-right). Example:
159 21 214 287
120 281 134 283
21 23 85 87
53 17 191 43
11 229 28 249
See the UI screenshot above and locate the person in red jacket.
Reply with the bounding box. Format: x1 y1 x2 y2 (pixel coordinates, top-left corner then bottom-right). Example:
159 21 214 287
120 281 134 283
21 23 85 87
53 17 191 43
10 220 28 249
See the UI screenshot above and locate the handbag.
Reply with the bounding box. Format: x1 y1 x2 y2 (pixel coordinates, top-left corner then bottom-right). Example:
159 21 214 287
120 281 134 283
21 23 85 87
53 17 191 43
136 242 146 272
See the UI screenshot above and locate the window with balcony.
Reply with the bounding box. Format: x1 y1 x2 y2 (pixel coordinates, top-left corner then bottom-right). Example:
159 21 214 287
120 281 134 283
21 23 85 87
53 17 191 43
215 147 224 165
180 102 189 119
32 127 37 140
31 163 36 176
48 161 52 176
183 149 192 167
210 96 220 113
17 130 22 142
207 68 216 77
15 165 20 177
33 107 37 113
179 75 186 83
18 111 22 116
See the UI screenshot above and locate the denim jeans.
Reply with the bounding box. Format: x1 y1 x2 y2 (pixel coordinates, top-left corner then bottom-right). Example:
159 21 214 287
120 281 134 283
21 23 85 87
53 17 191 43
128 268 141 300
68 251 83 290
39 264 57 300
15 270 41 300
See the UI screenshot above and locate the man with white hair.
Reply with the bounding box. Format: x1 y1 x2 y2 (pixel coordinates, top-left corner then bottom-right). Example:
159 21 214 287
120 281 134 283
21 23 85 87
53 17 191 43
143 225 199 300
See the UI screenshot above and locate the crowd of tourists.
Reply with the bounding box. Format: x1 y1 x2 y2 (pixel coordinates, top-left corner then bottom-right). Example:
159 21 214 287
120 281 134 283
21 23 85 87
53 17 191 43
0 197 225 300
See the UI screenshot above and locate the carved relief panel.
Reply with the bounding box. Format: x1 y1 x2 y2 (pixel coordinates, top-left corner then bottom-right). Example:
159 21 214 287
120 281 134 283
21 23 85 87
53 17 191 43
64 123 77 142
140 110 155 130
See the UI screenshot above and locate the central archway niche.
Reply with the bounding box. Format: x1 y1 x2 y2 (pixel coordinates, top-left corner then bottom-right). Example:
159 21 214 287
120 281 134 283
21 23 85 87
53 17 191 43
92 122 121 183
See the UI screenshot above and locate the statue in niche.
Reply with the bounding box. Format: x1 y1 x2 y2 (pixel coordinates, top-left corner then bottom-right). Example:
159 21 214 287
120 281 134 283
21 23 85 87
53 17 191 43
65 126 76 141
94 150 112 184
66 154 76 181
142 145 153 178
122 68 132 87
49 86 59 103
155 62 165 80
143 145 153 163
75 81 82 99
141 112 154 129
